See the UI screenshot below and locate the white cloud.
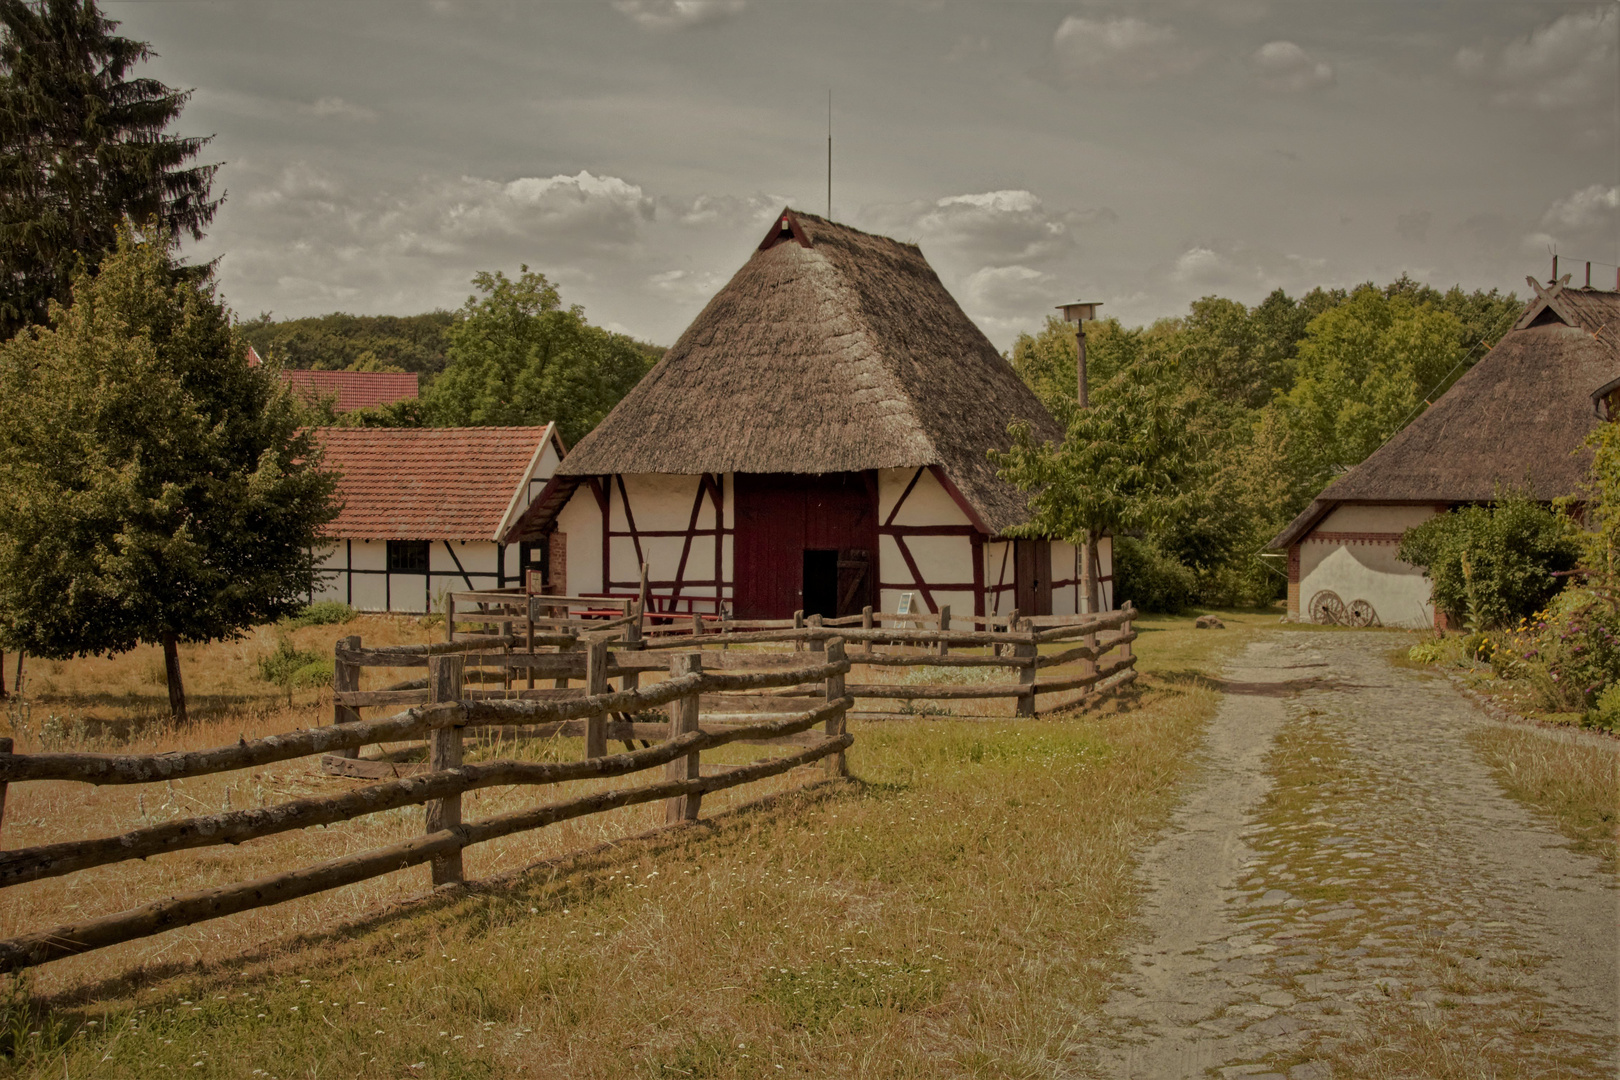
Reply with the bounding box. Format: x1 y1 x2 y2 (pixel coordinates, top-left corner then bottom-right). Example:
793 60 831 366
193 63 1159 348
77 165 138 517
1167 242 1325 296
611 0 746 31
301 96 378 122
1540 184 1620 233
1052 16 1204 84
1456 8 1617 110
673 193 782 227
865 189 1113 267
1249 41 1333 93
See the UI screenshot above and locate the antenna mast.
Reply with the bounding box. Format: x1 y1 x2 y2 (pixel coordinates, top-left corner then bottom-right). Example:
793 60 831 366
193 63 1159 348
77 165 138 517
827 90 832 220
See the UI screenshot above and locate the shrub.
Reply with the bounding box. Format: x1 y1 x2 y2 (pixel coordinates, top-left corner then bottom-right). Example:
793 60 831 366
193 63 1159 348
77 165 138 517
1398 493 1579 629
257 636 329 690
281 601 355 629
1515 593 1620 716
1111 535 1197 614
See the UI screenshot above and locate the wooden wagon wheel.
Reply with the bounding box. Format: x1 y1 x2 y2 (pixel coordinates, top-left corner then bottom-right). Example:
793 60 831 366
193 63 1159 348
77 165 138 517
1348 599 1380 628
1308 590 1348 625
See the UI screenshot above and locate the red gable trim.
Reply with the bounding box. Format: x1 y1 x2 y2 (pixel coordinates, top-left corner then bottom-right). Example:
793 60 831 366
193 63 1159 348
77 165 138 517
757 207 812 251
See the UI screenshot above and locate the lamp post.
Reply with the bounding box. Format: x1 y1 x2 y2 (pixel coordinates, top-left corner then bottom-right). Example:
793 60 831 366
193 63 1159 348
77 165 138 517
1056 300 1102 408
1056 299 1103 613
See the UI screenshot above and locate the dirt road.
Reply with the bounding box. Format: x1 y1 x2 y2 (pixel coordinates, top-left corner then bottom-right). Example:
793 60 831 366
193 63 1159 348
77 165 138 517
1077 633 1618 1079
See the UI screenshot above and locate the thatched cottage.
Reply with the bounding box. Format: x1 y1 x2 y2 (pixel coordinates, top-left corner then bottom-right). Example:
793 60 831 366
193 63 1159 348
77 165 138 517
502 209 1108 621
312 425 566 612
1270 276 1620 628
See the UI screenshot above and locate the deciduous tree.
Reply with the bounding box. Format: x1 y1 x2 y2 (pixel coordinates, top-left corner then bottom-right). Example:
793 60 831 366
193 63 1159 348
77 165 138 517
424 266 656 445
0 228 337 721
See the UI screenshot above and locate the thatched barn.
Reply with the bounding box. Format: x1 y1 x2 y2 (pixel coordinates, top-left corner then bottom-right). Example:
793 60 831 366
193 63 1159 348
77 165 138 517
502 208 1109 621
312 424 567 612
1270 276 1620 628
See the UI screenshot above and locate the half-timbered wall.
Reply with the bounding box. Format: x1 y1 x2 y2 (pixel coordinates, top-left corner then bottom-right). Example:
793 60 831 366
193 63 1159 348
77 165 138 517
311 540 521 613
553 472 732 614
546 467 1118 618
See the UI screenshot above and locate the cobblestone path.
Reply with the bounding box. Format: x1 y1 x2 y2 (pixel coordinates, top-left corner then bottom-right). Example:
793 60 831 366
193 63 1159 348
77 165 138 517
1078 633 1618 1079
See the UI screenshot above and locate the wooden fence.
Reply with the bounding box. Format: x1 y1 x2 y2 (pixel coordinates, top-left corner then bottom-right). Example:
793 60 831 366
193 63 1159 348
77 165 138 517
0 596 1137 974
0 631 853 973
440 590 1138 720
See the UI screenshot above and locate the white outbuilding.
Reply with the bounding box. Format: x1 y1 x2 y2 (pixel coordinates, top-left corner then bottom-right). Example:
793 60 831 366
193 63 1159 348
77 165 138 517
311 424 566 612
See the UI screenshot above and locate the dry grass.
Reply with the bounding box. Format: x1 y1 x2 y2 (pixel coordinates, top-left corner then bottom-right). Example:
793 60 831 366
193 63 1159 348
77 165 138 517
0 609 1274 1078
1467 726 1619 874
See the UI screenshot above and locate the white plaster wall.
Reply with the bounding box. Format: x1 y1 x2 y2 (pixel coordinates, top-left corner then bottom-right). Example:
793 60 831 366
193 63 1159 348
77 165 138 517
311 544 345 604
555 488 603 596
1317 504 1439 534
1300 539 1432 628
1050 540 1077 617
879 467 968 526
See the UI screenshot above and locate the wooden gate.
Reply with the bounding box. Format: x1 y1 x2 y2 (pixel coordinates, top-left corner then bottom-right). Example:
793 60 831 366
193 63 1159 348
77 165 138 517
733 472 877 619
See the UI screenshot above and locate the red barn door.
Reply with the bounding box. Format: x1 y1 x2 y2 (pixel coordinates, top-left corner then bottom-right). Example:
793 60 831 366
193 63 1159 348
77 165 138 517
734 472 877 620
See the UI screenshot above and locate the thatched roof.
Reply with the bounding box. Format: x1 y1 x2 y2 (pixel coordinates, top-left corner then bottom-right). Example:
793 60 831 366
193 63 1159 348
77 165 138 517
534 208 1062 536
1270 279 1620 549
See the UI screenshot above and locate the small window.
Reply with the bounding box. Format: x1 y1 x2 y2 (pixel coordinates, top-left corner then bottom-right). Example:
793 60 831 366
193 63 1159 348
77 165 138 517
388 540 430 573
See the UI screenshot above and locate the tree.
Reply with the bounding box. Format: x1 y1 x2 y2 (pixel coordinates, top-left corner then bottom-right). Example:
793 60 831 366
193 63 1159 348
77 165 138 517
424 266 656 445
994 355 1207 613
1264 287 1465 501
238 310 457 377
0 0 220 339
0 228 337 721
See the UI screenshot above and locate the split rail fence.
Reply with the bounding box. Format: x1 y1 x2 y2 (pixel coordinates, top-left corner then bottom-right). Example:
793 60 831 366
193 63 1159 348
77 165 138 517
0 594 1136 974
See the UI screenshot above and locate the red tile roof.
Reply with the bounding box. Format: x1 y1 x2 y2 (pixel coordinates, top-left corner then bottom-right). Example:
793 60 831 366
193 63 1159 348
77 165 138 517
317 426 555 540
282 369 420 413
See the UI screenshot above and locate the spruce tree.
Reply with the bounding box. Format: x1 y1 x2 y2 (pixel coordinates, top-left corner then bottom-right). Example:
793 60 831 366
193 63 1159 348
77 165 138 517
0 0 219 339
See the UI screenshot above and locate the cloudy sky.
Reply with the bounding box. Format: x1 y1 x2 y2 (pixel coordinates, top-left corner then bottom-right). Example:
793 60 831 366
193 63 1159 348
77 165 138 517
112 0 1620 349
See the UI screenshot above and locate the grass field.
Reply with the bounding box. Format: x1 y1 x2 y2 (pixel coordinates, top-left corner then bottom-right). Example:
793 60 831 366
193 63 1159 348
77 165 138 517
0 608 1279 1078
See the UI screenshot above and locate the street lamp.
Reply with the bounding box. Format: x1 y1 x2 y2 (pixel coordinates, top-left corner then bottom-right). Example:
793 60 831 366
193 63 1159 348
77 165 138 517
1056 300 1102 408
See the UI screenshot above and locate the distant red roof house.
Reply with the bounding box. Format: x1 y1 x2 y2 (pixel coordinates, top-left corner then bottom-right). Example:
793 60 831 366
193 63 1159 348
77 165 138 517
309 425 567 610
317 425 565 541
243 344 422 414
282 369 420 413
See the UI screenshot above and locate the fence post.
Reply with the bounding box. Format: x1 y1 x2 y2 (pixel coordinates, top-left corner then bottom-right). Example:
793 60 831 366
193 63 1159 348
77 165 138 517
1120 603 1134 662
332 635 361 760
861 605 873 656
664 652 703 823
824 639 848 778
0 736 11 844
445 593 456 643
1015 617 1037 718
793 609 805 652
426 655 465 886
585 639 610 758
937 604 950 656
623 599 643 649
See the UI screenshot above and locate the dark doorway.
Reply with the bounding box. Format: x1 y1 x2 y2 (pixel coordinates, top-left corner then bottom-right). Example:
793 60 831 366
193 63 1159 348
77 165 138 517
734 472 878 619
802 549 838 619
1014 539 1053 617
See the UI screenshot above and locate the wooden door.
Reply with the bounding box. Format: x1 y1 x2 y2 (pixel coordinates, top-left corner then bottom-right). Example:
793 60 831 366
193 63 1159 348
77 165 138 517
734 472 877 620
1014 539 1052 617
